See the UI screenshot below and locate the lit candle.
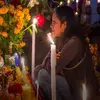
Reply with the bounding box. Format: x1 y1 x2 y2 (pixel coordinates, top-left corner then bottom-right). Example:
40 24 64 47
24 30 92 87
21 57 28 84
82 83 87 100
98 0 100 3
22 84 33 100
86 0 91 6
76 0 79 10
47 33 56 100
67 0 70 6
14 52 20 66
32 18 37 81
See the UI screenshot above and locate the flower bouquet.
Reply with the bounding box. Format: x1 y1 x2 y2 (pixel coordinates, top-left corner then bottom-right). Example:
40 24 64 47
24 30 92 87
0 0 32 55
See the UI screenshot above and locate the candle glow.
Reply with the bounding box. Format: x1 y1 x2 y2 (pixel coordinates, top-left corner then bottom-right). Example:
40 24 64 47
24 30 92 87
76 0 78 3
86 0 90 6
47 33 54 44
67 0 70 5
98 0 100 3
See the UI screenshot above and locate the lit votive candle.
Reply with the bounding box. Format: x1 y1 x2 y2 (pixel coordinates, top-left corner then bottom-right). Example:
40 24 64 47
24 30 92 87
22 84 33 100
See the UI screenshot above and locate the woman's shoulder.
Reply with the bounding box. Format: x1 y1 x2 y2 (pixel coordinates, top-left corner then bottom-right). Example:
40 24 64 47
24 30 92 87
64 36 82 45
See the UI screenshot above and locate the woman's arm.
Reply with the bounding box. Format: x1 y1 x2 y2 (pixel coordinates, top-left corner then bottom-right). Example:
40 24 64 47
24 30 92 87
56 37 81 73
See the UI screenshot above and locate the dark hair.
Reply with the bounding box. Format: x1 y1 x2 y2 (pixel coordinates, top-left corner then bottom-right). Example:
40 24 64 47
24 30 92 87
55 5 85 42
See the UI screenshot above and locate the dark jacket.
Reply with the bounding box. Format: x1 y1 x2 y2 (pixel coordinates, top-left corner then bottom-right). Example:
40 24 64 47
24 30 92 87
42 36 100 100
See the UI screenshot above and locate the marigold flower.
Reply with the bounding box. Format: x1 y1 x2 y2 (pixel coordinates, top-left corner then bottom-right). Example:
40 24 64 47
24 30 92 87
23 8 29 14
9 4 15 14
14 27 20 34
26 14 31 21
1 32 8 38
16 20 23 29
0 16 4 25
0 7 8 14
17 5 23 10
20 42 26 47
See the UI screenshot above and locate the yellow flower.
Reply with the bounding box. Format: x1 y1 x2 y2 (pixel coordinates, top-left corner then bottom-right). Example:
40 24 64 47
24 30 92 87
1 32 8 38
0 6 8 14
0 16 4 26
14 27 20 34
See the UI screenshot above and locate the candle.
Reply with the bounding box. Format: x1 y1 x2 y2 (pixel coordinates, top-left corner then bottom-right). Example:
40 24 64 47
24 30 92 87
76 0 79 10
67 0 70 6
21 57 27 84
47 33 56 100
22 84 33 100
86 0 91 6
14 52 20 66
82 83 87 100
98 0 100 3
32 18 37 80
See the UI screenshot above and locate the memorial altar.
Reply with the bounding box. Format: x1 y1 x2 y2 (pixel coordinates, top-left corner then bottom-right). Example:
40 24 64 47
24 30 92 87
0 0 44 100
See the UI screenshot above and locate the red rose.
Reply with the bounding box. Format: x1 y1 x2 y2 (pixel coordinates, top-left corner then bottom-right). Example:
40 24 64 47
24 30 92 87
35 14 45 28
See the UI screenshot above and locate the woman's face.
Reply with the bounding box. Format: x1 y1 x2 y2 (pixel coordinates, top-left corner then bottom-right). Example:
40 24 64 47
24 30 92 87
50 12 67 38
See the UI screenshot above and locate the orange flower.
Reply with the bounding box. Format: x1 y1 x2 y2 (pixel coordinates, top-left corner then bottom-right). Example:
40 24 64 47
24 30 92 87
0 16 3 25
1 32 8 38
9 4 15 14
23 8 29 14
20 42 26 47
0 7 8 14
14 27 20 34
16 5 23 10
26 14 31 21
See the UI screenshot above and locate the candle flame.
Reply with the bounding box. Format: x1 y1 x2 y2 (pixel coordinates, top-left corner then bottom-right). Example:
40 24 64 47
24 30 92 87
76 0 79 3
67 0 70 4
98 0 100 3
82 83 87 100
47 33 54 44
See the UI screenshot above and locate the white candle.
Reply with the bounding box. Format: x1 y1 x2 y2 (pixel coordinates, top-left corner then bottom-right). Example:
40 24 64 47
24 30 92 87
32 18 37 81
21 57 27 83
82 83 87 100
47 33 56 100
76 0 79 10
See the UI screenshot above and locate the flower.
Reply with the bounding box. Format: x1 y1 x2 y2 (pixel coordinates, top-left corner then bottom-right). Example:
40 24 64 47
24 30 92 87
35 14 45 28
0 0 32 54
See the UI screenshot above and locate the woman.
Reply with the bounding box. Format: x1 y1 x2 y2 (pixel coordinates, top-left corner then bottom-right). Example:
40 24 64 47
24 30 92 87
34 5 99 100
